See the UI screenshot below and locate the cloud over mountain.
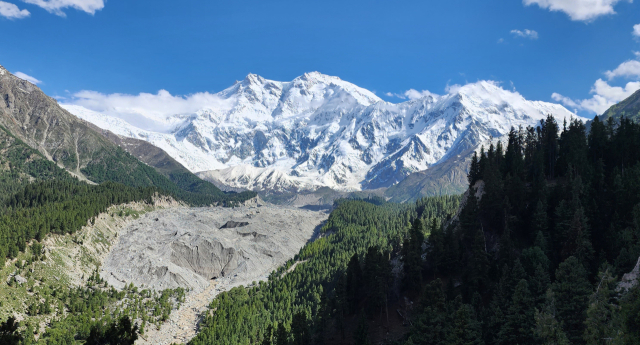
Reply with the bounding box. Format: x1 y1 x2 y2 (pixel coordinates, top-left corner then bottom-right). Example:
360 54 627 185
13 71 41 84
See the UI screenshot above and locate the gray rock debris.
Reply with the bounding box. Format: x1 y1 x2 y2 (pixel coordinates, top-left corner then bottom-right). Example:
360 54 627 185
619 256 640 292
14 275 27 284
101 204 327 291
219 220 249 229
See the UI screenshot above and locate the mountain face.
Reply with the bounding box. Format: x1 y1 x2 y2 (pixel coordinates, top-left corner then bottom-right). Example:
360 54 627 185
63 72 582 195
0 64 253 205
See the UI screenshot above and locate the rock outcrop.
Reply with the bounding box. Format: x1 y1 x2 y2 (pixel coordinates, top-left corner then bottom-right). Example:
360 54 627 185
619 256 640 292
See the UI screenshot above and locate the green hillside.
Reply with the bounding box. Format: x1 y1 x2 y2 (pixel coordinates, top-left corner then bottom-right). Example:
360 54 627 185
602 88 640 123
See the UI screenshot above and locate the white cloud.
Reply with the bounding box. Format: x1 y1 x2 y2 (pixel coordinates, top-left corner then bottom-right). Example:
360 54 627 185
64 89 234 132
553 53 640 114
497 38 505 44
523 0 631 21
553 79 640 114
14 71 41 84
633 24 640 38
385 89 439 100
384 92 403 99
510 29 539 39
551 93 579 108
445 83 463 94
404 89 438 100
22 0 104 16
0 1 29 19
605 59 640 79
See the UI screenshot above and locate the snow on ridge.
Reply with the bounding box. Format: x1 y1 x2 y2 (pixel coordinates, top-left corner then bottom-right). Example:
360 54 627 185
63 74 584 193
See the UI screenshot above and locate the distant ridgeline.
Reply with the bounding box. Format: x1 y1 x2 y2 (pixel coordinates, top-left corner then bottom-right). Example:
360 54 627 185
190 114 640 345
0 123 254 266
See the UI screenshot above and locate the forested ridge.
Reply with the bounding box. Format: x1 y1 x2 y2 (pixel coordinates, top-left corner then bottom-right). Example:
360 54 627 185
189 114 640 345
80 145 256 206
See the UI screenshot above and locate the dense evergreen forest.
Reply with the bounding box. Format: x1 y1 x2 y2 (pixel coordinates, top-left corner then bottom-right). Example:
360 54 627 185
190 114 640 345
189 195 461 345
401 115 640 345
0 126 73 206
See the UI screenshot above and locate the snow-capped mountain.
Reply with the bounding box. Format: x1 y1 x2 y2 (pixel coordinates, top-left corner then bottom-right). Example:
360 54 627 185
62 73 583 194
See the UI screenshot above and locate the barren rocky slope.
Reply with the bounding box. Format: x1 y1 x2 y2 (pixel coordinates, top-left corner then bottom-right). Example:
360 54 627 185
99 202 327 344
102 203 328 291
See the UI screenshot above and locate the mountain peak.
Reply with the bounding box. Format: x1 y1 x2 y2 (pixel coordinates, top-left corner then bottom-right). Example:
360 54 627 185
242 73 266 85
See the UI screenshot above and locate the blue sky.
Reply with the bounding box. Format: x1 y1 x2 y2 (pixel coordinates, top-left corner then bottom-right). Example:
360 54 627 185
1 0 639 118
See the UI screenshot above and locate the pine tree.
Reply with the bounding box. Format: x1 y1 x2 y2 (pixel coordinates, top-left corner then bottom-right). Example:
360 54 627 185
469 151 481 187
534 289 570 345
408 280 447 345
530 264 551 307
261 324 274 345
553 256 591 344
532 200 549 243
620 284 640 345
403 219 424 291
354 313 371 345
0 317 22 345
447 303 484 345
505 126 525 179
427 217 445 278
346 253 363 313
291 312 310 345
465 227 489 294
486 265 510 345
541 115 559 179
583 268 621 345
275 323 288 345
498 279 535 345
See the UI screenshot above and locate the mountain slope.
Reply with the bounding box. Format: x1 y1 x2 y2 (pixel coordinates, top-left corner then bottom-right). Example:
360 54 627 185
64 73 583 196
0 65 254 205
383 147 471 202
83 121 239 199
601 88 640 123
0 125 73 206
